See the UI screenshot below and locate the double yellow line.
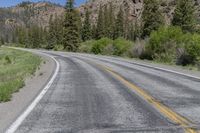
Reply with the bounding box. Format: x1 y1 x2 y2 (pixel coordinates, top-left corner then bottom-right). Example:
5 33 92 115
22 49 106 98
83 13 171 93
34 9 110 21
98 64 198 133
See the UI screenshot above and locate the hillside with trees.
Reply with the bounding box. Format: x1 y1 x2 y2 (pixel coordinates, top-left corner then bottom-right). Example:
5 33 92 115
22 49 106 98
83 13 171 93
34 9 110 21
1 0 200 69
0 1 64 43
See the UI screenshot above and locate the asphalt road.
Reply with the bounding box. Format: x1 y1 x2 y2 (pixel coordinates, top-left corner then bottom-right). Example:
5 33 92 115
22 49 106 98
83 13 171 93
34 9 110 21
13 50 200 133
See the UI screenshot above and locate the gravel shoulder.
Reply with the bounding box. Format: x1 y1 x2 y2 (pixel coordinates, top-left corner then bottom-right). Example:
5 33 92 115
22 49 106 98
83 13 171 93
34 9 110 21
0 51 55 132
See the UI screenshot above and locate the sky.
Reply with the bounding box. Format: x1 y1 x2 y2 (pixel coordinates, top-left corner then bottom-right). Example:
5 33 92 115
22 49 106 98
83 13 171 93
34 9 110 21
0 0 86 7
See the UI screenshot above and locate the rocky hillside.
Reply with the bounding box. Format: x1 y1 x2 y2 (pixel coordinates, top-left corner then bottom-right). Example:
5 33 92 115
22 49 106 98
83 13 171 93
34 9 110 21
79 0 200 25
0 1 64 39
1 0 200 41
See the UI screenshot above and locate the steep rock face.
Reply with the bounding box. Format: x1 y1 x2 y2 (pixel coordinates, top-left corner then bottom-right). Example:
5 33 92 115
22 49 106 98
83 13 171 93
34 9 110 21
79 0 143 23
79 0 200 25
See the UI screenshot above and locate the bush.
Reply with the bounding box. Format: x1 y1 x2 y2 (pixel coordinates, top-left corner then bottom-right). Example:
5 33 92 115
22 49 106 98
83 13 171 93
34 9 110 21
130 40 146 58
4 56 12 64
113 38 133 56
146 26 184 63
184 34 200 63
148 26 183 54
102 44 115 55
53 45 64 51
78 40 95 53
176 48 190 66
79 38 133 57
91 38 113 54
146 26 200 65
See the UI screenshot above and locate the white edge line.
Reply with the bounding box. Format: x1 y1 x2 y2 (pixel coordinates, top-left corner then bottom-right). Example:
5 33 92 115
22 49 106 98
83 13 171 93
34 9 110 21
101 55 200 80
81 54 200 81
130 61 200 80
36 51 200 80
5 51 60 133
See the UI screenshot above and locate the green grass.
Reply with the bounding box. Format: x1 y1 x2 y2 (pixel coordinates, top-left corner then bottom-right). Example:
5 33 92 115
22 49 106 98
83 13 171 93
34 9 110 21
0 47 41 102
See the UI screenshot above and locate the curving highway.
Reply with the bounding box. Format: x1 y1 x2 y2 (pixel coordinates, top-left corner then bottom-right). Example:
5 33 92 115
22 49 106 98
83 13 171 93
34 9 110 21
10 50 200 133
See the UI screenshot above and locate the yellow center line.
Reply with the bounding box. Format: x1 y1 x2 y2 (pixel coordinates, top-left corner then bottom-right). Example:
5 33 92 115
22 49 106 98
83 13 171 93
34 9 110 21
98 64 197 133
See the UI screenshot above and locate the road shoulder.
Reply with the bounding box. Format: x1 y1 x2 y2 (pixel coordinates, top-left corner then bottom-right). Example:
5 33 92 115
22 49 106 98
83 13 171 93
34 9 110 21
0 52 55 132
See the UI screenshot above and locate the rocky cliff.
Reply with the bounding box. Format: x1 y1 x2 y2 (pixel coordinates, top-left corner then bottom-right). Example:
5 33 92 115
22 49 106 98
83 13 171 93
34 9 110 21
79 0 200 25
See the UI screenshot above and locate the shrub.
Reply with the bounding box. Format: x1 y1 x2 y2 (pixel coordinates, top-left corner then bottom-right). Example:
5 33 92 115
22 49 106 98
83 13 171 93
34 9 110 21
91 38 113 54
147 26 183 54
130 40 146 58
79 38 133 57
102 44 115 55
183 34 200 64
176 48 190 66
4 56 12 64
113 38 133 56
146 26 184 63
78 40 95 53
53 45 64 51
146 26 200 65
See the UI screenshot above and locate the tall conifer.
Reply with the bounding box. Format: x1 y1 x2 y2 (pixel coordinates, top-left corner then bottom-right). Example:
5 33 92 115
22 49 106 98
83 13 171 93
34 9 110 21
172 0 196 32
63 0 80 51
81 9 92 41
114 7 124 39
142 0 164 38
96 5 104 39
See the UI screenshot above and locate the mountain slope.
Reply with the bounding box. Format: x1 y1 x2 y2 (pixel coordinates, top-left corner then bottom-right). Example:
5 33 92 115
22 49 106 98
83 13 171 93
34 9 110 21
79 0 200 25
1 0 200 41
0 2 64 39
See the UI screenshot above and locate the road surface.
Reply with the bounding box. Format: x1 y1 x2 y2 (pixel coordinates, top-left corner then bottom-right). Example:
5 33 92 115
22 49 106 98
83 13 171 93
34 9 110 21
10 50 200 133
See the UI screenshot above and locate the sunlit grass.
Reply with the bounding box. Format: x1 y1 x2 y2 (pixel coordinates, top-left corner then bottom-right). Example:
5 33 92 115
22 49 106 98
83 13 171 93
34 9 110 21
0 48 41 102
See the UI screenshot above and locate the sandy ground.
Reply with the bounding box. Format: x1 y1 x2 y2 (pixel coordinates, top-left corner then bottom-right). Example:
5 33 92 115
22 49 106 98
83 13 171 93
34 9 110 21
0 52 55 132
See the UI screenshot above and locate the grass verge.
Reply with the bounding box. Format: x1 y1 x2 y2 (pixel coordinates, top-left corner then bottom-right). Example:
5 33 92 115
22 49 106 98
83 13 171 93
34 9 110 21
0 47 41 102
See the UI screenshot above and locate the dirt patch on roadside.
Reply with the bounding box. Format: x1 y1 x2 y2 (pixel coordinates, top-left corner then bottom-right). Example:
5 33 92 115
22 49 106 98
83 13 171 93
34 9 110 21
0 52 55 132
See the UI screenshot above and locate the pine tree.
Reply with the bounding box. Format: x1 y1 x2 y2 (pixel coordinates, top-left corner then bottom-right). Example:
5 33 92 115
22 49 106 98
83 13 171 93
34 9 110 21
18 27 26 46
63 0 80 51
31 25 40 48
172 0 196 32
127 23 135 41
91 24 97 39
41 27 48 48
27 28 33 48
47 14 64 49
47 14 56 49
55 15 64 45
5 34 9 43
96 5 104 39
134 20 142 40
103 5 109 37
142 0 164 38
0 37 4 46
26 25 41 48
12 29 17 44
124 12 129 39
81 9 92 41
114 6 124 39
107 2 115 39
